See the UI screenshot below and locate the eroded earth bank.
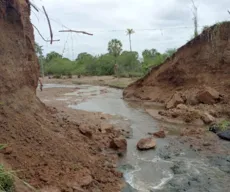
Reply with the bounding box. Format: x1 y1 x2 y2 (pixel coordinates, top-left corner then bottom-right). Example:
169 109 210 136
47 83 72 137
0 1 126 191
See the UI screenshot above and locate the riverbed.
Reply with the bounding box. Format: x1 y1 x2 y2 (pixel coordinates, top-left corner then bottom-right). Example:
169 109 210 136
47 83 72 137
39 84 230 192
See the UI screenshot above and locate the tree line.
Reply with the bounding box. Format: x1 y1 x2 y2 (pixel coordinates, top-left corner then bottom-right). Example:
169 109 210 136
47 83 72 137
35 37 176 78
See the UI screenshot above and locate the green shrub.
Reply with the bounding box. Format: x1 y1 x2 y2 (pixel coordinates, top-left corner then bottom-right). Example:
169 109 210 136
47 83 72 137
218 120 230 131
0 164 14 192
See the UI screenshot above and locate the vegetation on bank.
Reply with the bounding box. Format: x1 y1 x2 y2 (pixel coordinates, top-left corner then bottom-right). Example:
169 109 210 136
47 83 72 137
35 38 176 78
0 164 14 192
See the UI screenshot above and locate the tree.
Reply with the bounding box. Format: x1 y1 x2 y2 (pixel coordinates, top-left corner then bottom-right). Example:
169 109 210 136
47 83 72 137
45 51 62 63
108 39 123 58
126 29 135 51
142 49 160 59
35 42 43 57
35 42 45 77
76 52 93 61
165 48 177 58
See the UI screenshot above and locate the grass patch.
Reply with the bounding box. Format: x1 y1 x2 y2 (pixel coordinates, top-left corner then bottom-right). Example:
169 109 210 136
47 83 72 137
0 164 14 192
218 120 230 131
0 144 7 150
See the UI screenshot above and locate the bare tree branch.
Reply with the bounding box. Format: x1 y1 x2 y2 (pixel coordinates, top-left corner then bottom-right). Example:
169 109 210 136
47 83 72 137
29 1 39 12
42 6 53 44
59 30 93 36
228 10 230 15
32 24 60 42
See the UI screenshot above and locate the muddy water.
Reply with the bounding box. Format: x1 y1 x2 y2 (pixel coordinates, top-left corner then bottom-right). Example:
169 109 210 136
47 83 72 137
44 84 230 192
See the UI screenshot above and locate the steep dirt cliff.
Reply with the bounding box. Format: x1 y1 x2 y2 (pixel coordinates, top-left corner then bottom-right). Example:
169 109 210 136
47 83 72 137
0 1 124 191
124 22 230 123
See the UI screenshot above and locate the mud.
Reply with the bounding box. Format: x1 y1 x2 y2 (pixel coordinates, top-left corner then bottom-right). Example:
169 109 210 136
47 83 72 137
46 83 230 192
0 1 125 191
124 22 230 126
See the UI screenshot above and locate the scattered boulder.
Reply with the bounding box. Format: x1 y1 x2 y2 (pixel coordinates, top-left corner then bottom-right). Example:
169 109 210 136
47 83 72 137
137 138 156 150
201 112 215 124
78 124 92 138
196 87 221 104
166 92 184 109
153 130 166 138
217 130 230 141
110 137 127 152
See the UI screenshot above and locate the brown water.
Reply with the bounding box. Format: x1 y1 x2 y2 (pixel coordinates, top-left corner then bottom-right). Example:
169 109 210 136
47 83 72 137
43 84 230 192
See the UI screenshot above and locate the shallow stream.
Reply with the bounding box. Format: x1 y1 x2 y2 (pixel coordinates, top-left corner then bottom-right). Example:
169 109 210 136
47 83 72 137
43 84 230 192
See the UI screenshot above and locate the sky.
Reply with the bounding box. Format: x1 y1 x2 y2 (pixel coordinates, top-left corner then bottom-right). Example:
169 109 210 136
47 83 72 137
31 0 230 59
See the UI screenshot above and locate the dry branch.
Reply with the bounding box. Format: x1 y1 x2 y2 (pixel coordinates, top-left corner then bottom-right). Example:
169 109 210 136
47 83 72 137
32 24 60 42
59 30 93 36
29 1 39 12
42 6 53 44
228 10 230 15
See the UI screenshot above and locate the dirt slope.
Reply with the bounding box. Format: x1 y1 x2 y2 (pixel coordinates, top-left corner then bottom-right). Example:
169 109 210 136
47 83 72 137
124 22 230 122
0 1 124 191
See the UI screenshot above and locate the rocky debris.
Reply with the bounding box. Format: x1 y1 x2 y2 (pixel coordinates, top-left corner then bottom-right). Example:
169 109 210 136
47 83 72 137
137 138 156 150
2 147 13 155
78 124 92 138
200 112 215 124
166 92 184 109
176 104 188 110
100 123 113 133
110 137 127 152
153 130 166 138
196 87 221 104
67 169 93 190
203 142 211 147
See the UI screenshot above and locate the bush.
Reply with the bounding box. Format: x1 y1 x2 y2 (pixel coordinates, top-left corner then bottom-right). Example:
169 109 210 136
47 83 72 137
45 58 75 76
218 120 230 131
53 75 61 79
0 164 14 191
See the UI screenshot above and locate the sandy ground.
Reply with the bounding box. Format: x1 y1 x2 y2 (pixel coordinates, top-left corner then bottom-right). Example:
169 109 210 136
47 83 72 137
41 76 138 89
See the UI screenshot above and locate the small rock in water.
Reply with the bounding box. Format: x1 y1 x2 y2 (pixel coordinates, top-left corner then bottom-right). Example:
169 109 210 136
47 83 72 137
153 130 166 138
137 137 156 150
110 137 127 152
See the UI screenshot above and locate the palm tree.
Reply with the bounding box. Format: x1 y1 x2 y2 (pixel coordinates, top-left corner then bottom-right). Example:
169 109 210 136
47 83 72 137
126 29 135 52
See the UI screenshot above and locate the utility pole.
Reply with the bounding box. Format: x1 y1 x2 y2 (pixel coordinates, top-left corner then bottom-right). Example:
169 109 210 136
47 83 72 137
191 0 198 37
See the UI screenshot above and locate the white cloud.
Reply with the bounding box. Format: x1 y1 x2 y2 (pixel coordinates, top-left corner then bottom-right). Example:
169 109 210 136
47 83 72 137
31 0 230 59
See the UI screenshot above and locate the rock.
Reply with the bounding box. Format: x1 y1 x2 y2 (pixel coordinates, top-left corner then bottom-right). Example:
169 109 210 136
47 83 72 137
196 87 221 104
78 124 92 138
176 104 188 110
80 174 93 187
110 137 127 152
153 130 166 138
100 123 113 133
201 112 215 124
3 147 13 155
203 142 211 147
166 92 184 109
217 130 230 141
137 138 156 150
